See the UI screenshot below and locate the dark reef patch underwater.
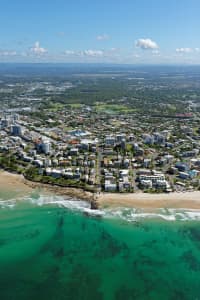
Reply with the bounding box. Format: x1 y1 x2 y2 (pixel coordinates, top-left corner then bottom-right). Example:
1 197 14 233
1 198 200 300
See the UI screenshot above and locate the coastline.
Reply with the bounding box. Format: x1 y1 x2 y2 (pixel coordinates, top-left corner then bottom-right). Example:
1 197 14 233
23 177 94 202
0 170 33 200
0 169 94 202
98 191 200 210
1 169 200 210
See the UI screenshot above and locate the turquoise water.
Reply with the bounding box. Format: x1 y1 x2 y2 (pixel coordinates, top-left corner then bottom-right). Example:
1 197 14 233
1 195 200 299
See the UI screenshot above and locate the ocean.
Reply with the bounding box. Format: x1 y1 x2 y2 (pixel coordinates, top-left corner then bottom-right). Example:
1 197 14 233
1 191 200 300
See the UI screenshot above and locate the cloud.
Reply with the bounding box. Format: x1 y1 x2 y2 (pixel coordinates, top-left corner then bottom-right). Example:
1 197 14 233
152 50 161 56
64 50 76 55
30 41 47 55
133 54 141 58
0 50 17 56
110 47 118 52
83 49 104 56
176 47 193 53
96 34 110 41
64 49 104 57
135 38 159 50
152 49 160 54
62 48 124 63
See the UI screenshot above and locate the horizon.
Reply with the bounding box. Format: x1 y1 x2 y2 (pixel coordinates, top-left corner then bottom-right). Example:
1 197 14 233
1 0 200 64
1 62 200 67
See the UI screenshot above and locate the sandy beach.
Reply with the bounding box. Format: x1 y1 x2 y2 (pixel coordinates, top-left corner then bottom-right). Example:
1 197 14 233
0 170 33 199
0 170 93 202
98 191 200 209
1 169 200 209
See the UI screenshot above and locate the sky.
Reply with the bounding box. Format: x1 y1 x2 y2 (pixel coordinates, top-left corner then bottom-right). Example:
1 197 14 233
0 0 200 64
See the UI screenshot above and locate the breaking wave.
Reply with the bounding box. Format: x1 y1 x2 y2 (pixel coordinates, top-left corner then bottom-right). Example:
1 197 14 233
0 199 16 209
102 208 200 222
1 193 200 221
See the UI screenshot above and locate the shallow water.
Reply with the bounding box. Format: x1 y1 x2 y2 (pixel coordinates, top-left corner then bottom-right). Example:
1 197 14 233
1 193 200 299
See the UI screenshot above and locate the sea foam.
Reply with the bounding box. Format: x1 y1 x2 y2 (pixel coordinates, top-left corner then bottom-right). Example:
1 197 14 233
1 193 200 221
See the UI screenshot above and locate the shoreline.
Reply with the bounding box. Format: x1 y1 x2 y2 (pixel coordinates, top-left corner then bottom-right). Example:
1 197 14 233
0 170 94 202
1 169 200 210
98 191 200 210
23 178 94 202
